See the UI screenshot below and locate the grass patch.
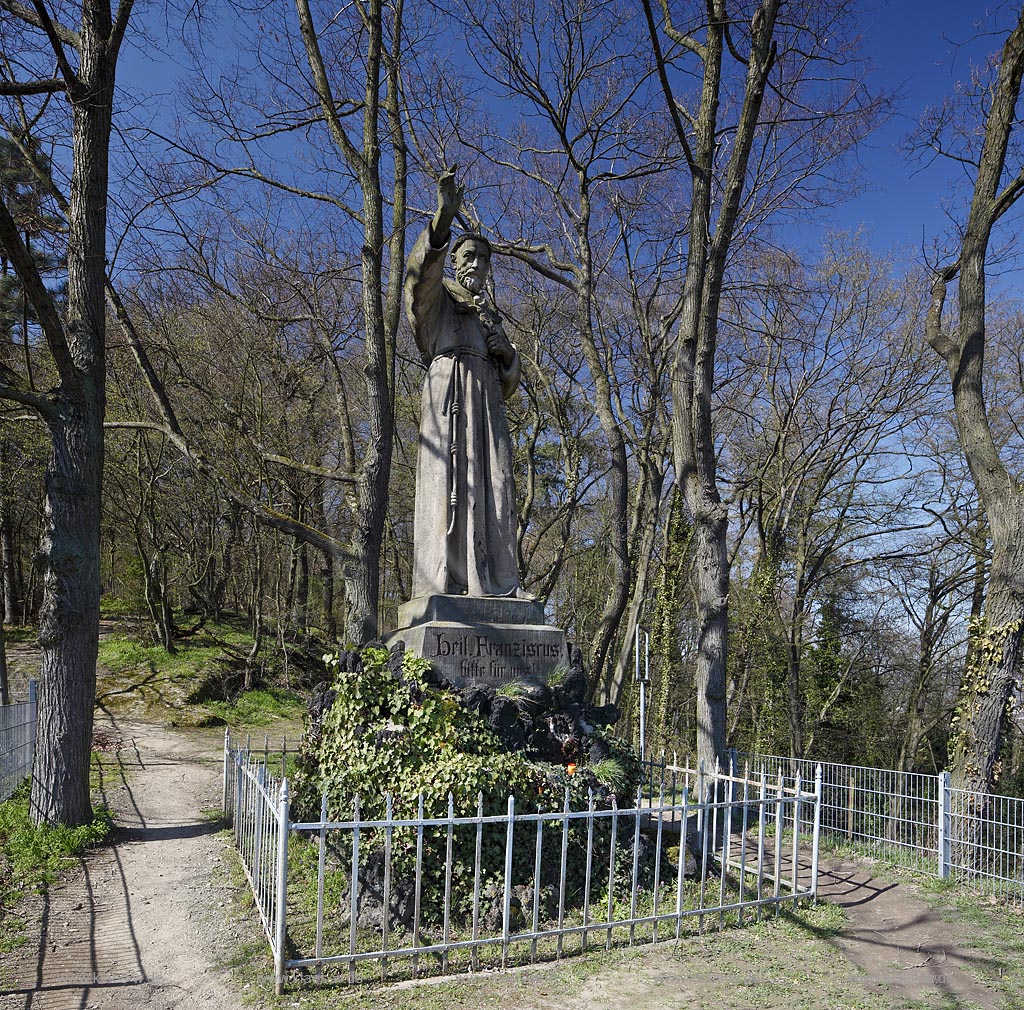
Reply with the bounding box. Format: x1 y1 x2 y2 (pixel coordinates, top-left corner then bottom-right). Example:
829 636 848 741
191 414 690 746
95 619 306 730
205 686 305 727
912 879 1024 1001
0 625 35 644
0 781 111 956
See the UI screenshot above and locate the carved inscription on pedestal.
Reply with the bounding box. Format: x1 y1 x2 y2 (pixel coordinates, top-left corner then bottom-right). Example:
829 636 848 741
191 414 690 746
425 627 566 682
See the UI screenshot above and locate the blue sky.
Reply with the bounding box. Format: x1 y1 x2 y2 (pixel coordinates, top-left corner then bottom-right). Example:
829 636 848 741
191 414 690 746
112 0 1009 265
824 1 1008 253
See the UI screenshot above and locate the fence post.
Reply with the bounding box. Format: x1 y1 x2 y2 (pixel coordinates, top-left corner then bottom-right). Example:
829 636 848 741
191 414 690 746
274 777 290 995
811 764 823 903
937 770 951 879
501 794 515 969
222 728 230 821
234 751 243 844
28 679 39 784
846 771 855 840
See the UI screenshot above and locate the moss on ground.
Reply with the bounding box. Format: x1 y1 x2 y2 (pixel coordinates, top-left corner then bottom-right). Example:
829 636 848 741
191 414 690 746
95 619 306 729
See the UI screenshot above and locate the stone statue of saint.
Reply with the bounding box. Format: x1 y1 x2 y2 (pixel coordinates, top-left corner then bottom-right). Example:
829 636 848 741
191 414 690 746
404 168 523 598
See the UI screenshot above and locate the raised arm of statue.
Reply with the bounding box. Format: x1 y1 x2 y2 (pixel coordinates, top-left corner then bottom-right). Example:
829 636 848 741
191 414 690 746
430 166 464 248
405 168 464 360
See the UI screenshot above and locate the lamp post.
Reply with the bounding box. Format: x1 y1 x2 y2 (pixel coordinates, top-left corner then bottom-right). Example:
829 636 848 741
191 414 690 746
634 625 650 762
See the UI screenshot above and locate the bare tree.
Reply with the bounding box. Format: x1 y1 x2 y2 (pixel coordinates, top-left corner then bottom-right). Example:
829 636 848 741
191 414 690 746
923 6 1024 797
644 0 882 769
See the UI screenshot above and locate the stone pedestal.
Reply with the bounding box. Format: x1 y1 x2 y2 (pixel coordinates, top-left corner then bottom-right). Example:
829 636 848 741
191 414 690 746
385 594 569 687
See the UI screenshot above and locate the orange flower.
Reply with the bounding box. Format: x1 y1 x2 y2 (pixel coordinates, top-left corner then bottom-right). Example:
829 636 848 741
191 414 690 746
566 763 577 775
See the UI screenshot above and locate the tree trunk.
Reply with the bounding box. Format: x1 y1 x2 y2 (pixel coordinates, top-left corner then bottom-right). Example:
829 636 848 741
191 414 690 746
322 551 336 641
949 503 1024 796
33 408 105 826
27 1 122 827
649 0 781 772
295 0 399 644
0 618 9 707
922 9 1024 849
1 503 17 625
691 503 729 772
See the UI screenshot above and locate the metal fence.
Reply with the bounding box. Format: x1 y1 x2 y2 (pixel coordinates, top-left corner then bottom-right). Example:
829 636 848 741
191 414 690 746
224 735 823 994
641 751 1024 906
0 680 37 803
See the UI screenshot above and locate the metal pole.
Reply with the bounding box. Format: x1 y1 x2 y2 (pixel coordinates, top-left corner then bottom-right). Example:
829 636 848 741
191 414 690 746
273 778 290 995
222 727 230 820
502 794 515 969
811 764 823 903
937 770 951 879
639 678 646 764
635 627 650 763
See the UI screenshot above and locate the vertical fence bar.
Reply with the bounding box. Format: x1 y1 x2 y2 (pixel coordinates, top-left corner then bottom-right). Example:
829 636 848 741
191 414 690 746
937 771 951 880
696 761 705 839
737 767 750 925
222 728 230 819
675 786 689 940
606 797 618 950
629 787 641 945
254 764 265 895
273 778 289 996
531 804 543 963
502 794 515 969
234 751 243 846
381 793 393 981
652 782 665 942
349 795 360 985
718 772 733 929
443 793 454 974
472 792 483 971
698 786 710 933
582 788 595 951
756 768 766 920
791 771 802 898
811 765 822 902
413 794 424 979
557 788 570 957
315 792 328 982
773 772 784 914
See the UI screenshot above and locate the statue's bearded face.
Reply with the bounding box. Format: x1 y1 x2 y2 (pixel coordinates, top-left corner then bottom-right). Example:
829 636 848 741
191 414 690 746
453 241 490 294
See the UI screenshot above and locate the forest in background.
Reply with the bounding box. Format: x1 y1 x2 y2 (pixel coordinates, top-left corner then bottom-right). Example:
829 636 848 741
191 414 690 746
3 0 1024 824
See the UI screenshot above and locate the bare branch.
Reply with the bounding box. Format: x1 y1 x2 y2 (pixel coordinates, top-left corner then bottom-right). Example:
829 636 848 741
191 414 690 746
0 0 80 49
0 193 80 396
925 264 959 364
109 0 135 58
29 0 81 93
0 379 57 417
294 0 365 173
0 77 66 95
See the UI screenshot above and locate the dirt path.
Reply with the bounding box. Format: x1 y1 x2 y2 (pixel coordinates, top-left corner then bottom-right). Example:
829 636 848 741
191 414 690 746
815 856 1007 1008
1 715 242 1010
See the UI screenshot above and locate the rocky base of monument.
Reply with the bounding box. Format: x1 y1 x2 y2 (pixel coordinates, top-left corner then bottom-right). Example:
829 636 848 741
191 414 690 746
294 642 711 937
307 638 621 771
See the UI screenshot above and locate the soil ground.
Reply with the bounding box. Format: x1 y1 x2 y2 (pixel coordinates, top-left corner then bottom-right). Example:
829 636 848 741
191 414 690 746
1 639 1022 1009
